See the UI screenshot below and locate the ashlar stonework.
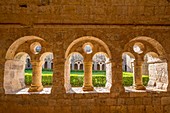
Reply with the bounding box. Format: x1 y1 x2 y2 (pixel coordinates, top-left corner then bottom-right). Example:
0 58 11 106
0 0 170 113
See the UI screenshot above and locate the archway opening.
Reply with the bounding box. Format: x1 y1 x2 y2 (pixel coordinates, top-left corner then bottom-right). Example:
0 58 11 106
124 36 168 92
65 36 112 93
92 53 111 90
40 53 53 88
70 53 84 87
122 52 135 88
65 52 84 92
4 36 52 94
24 52 53 93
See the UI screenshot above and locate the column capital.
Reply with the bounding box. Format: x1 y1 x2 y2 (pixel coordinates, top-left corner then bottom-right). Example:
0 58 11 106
134 59 144 66
110 58 123 63
31 60 44 66
83 61 93 65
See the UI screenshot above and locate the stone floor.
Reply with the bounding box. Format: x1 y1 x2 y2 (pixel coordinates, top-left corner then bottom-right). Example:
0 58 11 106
125 86 167 92
14 87 52 94
9 86 167 94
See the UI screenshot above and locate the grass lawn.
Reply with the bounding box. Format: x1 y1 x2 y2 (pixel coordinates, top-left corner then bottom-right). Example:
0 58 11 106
25 70 149 86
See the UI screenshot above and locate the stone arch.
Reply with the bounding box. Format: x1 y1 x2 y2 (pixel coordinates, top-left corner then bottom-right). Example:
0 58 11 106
92 52 109 59
14 52 29 61
128 36 166 58
65 52 84 92
92 52 112 89
123 36 167 90
40 52 53 61
122 52 135 72
5 36 45 60
4 36 48 94
122 52 135 59
65 36 112 59
144 52 159 58
65 36 112 92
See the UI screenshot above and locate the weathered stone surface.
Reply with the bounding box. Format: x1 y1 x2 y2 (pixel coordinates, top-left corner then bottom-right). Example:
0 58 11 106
161 97 170 105
0 0 170 113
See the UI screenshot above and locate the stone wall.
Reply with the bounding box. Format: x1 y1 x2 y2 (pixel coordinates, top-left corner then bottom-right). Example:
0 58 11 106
0 25 169 113
4 60 26 94
0 0 170 25
147 56 168 90
0 0 170 113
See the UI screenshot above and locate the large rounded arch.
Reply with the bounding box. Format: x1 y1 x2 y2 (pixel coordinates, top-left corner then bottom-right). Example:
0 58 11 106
65 36 112 59
123 36 168 90
65 52 84 92
5 36 45 60
40 52 53 61
14 52 29 62
92 52 109 59
128 36 166 57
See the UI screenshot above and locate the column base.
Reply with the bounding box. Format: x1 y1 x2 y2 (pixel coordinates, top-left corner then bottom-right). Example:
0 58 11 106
82 85 94 91
28 85 43 92
134 85 146 90
110 83 125 93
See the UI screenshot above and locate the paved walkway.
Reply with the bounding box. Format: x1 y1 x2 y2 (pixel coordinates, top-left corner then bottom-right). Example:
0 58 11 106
9 86 167 94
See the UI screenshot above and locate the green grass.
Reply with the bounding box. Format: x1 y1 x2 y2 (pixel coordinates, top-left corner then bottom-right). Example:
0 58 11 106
25 70 149 86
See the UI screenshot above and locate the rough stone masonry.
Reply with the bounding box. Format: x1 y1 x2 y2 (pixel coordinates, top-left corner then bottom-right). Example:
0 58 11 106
0 0 170 113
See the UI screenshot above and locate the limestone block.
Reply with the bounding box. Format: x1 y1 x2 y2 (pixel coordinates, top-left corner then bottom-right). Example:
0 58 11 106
110 106 127 113
95 0 112 5
135 98 143 105
71 106 81 113
152 98 161 105
127 105 145 113
128 6 144 16
162 83 168 90
91 6 107 15
164 105 170 113
143 98 152 105
148 78 156 86
155 6 166 15
146 106 163 113
161 97 170 105
61 5 77 15
156 82 163 89
126 98 135 105
117 98 125 105
165 6 170 15
99 106 110 113
145 6 155 16
4 60 25 93
106 99 117 106
112 0 124 5
61 0 81 5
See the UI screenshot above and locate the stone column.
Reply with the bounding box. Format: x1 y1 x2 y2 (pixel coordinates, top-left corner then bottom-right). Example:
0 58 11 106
100 64 102 71
133 60 146 90
105 62 112 89
64 59 71 92
167 58 170 91
47 61 51 69
78 63 80 70
104 64 106 70
110 59 125 93
94 62 97 70
82 61 94 91
71 62 74 70
28 60 44 92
